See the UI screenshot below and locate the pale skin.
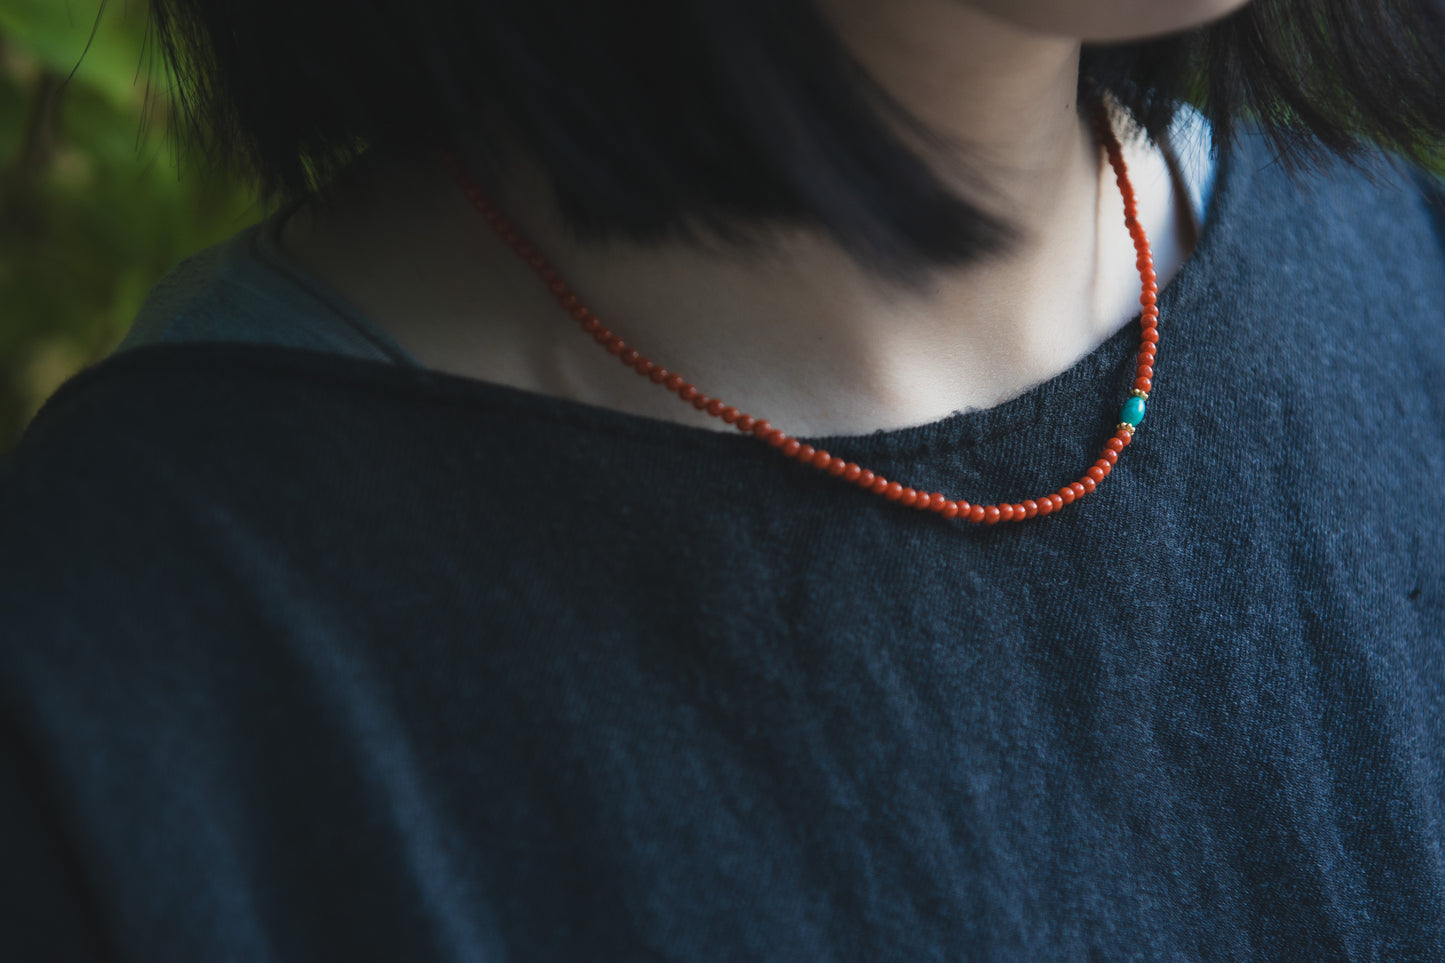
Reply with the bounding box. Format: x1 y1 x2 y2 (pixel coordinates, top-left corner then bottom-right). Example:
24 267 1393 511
280 0 1251 437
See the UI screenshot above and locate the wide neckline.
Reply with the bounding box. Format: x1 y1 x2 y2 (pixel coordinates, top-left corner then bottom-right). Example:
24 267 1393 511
55 122 1245 466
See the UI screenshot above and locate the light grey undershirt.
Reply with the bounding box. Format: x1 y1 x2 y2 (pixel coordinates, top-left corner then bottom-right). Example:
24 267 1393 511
119 112 1218 364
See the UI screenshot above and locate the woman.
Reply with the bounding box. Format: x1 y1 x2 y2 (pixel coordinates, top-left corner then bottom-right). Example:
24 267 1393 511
4 0 1445 958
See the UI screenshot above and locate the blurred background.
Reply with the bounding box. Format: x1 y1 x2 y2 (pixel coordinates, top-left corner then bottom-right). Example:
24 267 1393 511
0 0 255 454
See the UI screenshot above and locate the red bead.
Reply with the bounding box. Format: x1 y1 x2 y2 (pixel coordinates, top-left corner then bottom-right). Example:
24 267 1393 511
446 115 1158 531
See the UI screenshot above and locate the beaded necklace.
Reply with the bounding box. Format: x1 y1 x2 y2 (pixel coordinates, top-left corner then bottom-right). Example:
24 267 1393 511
443 107 1156 524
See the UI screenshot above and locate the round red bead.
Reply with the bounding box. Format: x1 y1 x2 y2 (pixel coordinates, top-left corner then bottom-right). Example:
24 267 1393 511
968 504 986 523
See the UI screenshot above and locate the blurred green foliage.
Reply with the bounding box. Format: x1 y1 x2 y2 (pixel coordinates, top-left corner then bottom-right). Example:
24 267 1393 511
0 0 257 453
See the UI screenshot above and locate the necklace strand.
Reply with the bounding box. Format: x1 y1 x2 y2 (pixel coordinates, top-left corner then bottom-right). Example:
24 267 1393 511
443 108 1156 524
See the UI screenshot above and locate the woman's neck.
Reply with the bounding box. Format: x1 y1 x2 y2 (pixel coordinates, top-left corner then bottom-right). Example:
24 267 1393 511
279 3 1191 437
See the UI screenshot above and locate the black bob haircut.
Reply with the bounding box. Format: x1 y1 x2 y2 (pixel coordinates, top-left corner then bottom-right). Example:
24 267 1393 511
148 0 1445 273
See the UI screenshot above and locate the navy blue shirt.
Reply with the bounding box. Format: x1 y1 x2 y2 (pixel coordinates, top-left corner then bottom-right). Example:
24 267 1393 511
3 132 1444 961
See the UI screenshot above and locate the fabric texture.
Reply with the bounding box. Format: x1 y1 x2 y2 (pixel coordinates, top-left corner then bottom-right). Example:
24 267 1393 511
2 131 1444 962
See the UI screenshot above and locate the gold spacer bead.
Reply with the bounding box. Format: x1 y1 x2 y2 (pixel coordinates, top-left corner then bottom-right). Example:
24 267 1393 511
1117 423 1135 434
1131 389 1149 399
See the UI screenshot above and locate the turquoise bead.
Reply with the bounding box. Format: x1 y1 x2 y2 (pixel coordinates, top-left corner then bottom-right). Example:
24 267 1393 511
1120 396 1147 427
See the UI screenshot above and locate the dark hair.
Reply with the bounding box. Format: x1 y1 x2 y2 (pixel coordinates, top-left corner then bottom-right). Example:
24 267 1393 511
148 0 1445 272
